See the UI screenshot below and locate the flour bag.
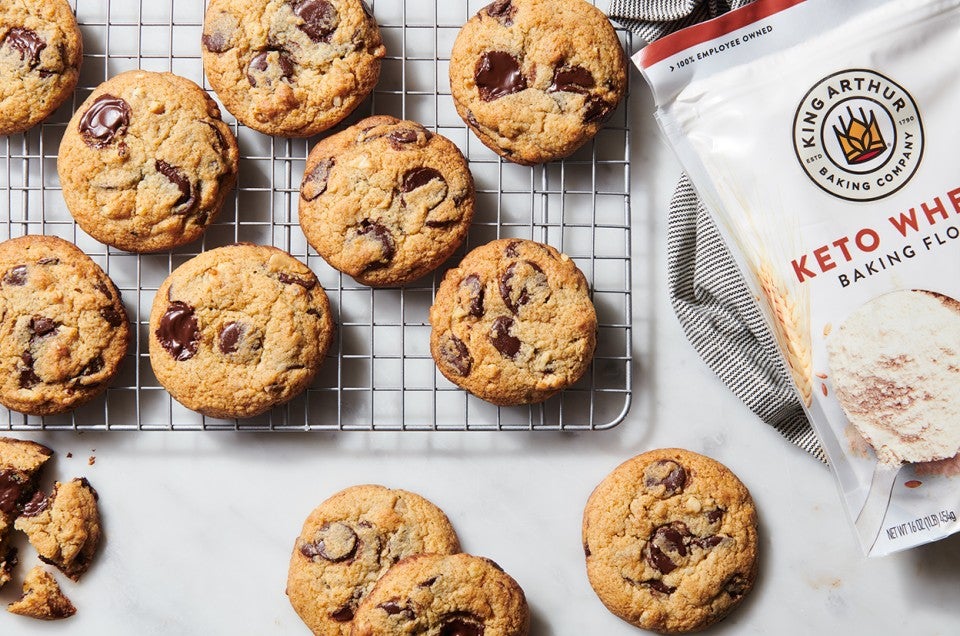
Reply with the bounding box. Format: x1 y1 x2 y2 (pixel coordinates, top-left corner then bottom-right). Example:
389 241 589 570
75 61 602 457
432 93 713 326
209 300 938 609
638 0 960 555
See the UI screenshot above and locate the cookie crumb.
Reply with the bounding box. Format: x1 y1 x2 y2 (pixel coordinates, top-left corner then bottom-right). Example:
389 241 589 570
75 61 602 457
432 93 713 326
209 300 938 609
7 566 76 620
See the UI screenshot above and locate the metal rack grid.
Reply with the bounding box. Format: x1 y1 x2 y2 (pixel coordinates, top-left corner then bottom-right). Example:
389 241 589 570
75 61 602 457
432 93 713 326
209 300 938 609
1 0 634 431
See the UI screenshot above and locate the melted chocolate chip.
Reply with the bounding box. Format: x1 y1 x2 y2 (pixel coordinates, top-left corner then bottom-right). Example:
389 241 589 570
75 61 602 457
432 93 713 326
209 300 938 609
360 0 374 19
356 220 396 270
3 265 27 286
549 65 595 94
156 160 198 215
387 128 417 144
76 478 97 501
95 280 113 299
80 95 132 148
330 605 355 622
100 307 125 327
157 301 199 361
643 460 686 497
644 522 691 575
202 31 230 53
30 316 58 339
199 120 228 153
0 470 25 515
387 129 419 148
461 274 484 318
247 50 294 87
484 0 516 25
642 579 676 595
466 110 480 130
498 261 545 315
378 599 414 618
583 542 591 557
300 522 359 562
294 0 339 43
419 576 438 588
379 601 402 615
300 158 334 201
401 167 444 193
439 613 485 636
707 508 724 524
693 535 725 549
441 334 472 376
218 322 243 354
2 27 46 69
584 97 614 124
81 355 104 377
490 315 520 358
504 241 520 257
37 257 59 265
424 218 457 229
475 51 526 101
724 574 749 598
278 272 317 290
21 489 48 517
19 353 40 389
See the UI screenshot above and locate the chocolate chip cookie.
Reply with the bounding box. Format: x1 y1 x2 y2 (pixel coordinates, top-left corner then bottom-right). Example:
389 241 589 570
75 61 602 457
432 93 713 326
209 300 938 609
202 0 385 137
429 238 596 405
299 115 476 287
7 566 76 620
148 244 334 419
15 477 101 582
0 0 82 135
0 436 53 589
0 235 130 416
57 70 239 253
351 553 529 636
582 449 759 633
286 484 460 636
449 0 627 165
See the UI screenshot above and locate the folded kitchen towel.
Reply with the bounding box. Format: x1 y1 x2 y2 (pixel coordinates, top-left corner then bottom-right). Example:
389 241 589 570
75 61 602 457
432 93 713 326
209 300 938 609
609 0 826 461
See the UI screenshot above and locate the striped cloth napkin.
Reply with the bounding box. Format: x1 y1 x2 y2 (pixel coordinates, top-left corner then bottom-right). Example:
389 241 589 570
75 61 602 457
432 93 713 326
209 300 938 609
608 0 826 461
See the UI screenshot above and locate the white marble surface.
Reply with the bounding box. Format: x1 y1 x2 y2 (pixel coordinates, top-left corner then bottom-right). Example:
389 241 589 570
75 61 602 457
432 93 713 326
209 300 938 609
3 60 960 636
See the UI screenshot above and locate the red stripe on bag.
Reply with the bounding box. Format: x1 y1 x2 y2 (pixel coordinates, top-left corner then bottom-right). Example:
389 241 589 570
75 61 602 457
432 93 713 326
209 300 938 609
638 0 806 67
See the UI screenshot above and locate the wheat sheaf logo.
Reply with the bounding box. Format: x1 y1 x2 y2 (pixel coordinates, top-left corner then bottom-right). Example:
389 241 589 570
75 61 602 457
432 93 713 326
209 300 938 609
792 70 923 202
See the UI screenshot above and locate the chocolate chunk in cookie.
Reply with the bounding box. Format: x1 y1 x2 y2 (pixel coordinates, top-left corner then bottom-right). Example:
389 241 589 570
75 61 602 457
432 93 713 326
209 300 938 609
78 95 131 148
475 51 527 101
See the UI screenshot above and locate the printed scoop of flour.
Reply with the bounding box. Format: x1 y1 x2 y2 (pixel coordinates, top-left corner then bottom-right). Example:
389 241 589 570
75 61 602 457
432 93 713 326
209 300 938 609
827 290 960 466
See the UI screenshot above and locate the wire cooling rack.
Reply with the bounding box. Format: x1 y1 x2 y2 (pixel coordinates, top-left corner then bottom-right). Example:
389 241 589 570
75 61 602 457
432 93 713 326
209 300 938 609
1 0 633 431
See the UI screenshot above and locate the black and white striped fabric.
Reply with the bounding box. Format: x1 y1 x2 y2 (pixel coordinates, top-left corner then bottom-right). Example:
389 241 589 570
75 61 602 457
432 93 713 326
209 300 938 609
609 0 826 461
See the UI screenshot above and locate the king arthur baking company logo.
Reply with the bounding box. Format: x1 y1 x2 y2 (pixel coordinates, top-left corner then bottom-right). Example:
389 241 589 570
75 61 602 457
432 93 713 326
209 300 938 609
793 70 923 202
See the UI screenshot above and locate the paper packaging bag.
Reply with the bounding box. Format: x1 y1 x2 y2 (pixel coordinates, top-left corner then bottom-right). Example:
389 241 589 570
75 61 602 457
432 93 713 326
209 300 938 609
636 0 960 556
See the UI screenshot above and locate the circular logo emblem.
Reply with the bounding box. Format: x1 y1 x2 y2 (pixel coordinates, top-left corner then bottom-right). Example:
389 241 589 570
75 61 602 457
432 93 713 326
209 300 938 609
793 69 923 202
